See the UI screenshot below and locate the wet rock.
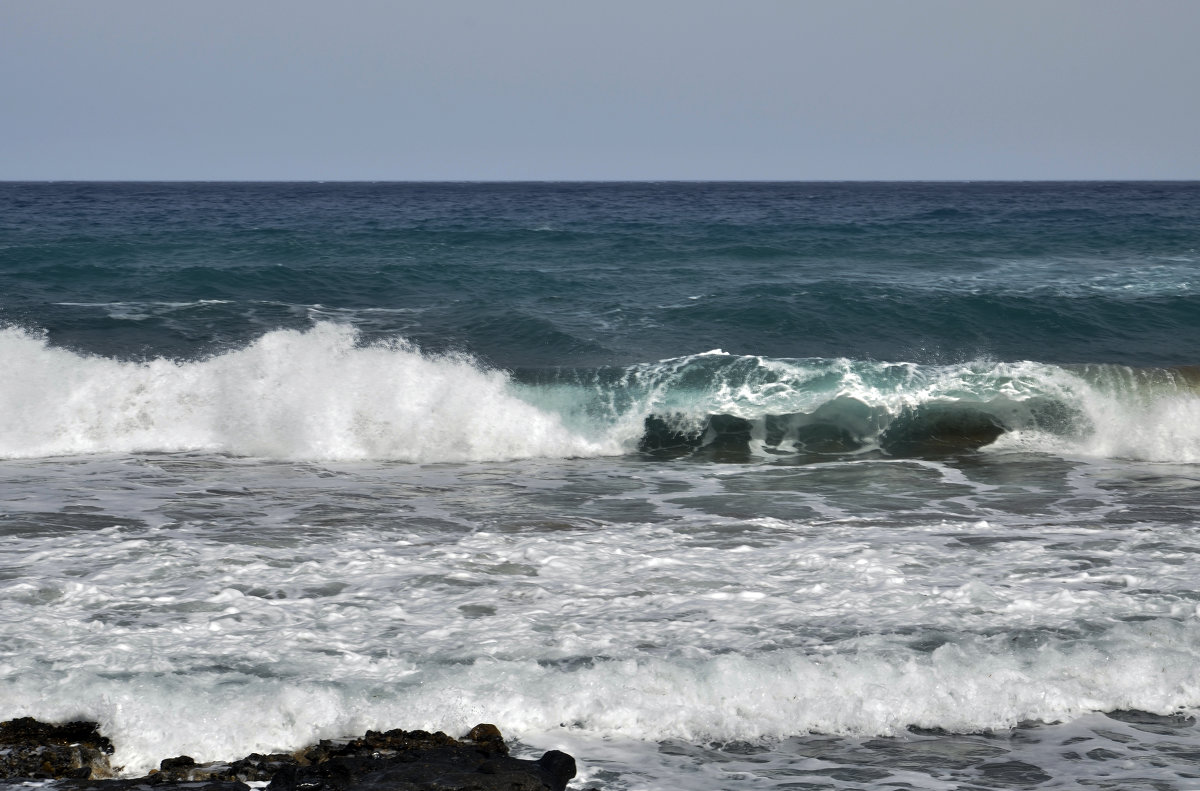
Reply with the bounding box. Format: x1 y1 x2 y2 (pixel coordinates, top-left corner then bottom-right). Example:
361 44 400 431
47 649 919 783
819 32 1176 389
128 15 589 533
154 752 298 784
465 723 509 758
223 752 301 782
150 751 290 783
269 727 575 791
60 781 249 791
0 719 575 791
0 717 115 780
157 756 196 773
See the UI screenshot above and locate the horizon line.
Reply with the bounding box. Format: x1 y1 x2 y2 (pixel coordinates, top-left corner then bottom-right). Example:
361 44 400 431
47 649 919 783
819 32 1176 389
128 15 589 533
4 178 1200 185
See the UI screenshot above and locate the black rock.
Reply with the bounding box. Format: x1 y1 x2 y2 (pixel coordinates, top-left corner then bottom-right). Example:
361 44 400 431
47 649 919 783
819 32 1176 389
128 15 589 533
465 723 509 758
268 726 575 791
0 717 115 780
157 756 196 773
0 719 576 791
59 781 250 791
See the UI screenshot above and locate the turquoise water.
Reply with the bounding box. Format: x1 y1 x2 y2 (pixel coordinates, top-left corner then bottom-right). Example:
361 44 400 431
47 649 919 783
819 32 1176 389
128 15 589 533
2 182 1200 789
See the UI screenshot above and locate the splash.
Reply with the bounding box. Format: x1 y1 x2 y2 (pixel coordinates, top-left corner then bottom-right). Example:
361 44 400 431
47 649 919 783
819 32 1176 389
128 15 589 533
0 323 607 462
3 324 1198 463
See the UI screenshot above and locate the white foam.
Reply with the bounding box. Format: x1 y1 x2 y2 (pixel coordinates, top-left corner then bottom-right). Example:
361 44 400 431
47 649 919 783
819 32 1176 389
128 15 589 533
4 442 1200 786
0 323 610 462
4 326 1199 464
987 363 1200 462
4 624 1199 777
5 484 1200 776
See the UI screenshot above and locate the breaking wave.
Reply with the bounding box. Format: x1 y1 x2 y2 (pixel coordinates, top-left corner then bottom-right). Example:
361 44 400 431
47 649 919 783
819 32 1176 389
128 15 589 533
2 322 1198 463
0 323 605 462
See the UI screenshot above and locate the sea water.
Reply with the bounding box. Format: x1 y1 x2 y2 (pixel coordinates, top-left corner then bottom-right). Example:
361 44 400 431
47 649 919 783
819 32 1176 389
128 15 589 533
2 182 1199 789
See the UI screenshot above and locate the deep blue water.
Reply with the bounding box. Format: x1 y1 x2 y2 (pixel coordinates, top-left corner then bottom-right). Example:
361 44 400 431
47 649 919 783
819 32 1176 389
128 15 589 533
2 181 1197 368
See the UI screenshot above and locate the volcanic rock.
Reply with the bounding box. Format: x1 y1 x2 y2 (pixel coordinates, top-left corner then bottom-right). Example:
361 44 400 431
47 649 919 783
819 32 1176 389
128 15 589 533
0 718 576 791
0 717 115 780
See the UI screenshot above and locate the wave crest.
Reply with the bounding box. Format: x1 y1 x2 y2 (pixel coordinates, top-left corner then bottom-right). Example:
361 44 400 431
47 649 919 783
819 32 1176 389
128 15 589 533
528 353 1200 464
0 323 605 462
3 324 1199 463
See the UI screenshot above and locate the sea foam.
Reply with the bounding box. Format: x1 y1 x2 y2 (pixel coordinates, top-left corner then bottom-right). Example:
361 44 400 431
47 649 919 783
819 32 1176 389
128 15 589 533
5 622 1199 777
3 324 1199 463
0 323 607 462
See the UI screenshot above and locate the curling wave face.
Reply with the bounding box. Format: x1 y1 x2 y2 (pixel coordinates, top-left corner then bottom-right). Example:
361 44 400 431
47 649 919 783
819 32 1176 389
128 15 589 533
3 322 1199 464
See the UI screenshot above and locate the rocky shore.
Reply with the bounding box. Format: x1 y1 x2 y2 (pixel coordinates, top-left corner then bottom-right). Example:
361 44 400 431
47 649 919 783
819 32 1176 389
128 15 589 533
0 718 576 791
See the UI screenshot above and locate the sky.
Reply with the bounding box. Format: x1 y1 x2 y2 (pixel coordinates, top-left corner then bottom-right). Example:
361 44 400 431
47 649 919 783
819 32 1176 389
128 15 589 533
2 0 1199 181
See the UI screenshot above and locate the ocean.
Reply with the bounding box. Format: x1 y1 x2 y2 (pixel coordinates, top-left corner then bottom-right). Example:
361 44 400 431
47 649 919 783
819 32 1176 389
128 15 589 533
1 181 1199 790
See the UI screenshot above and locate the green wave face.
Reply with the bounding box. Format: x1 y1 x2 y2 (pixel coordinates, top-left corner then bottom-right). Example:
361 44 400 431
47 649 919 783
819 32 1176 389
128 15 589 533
516 355 1200 462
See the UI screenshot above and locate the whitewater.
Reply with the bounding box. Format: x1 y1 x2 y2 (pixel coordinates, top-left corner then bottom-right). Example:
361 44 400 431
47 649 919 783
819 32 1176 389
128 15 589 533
3 322 1198 464
3 181 1200 790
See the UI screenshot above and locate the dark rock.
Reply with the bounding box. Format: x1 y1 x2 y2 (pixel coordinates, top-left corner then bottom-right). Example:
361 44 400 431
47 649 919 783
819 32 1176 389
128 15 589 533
0 719 576 791
224 752 299 782
0 717 115 780
268 726 575 791
59 780 250 791
157 756 196 773
535 750 577 790
269 754 555 791
148 751 297 783
466 723 509 757
0 718 114 754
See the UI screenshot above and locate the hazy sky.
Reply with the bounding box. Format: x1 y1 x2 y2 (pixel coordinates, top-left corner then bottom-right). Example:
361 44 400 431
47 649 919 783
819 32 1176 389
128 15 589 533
3 1 1198 180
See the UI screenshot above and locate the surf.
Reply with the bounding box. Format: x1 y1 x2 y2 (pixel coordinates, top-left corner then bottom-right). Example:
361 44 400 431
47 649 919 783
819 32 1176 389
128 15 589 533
0 323 607 462
524 352 1200 464
2 322 1199 464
